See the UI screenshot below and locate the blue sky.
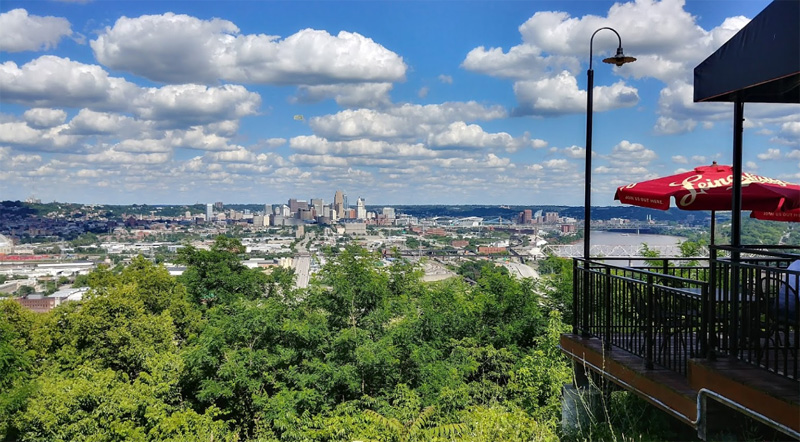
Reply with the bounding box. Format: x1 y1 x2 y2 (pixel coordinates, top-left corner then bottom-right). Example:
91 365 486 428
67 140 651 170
1 0 797 207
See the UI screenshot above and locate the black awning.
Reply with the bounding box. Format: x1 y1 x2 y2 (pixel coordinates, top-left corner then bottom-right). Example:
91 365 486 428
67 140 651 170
694 0 800 103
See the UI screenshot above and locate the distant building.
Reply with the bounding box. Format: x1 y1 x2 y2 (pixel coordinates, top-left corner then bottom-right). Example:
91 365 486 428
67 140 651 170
214 201 224 211
334 190 345 218
344 222 367 236
206 204 213 221
0 234 13 254
252 215 267 227
452 240 469 248
545 212 560 223
382 207 396 219
289 199 308 217
356 197 366 220
478 246 508 255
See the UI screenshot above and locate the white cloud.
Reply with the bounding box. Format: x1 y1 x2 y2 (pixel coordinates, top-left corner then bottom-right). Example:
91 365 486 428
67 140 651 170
531 139 548 149
427 122 525 151
540 158 571 171
654 116 697 135
290 135 434 158
418 86 429 99
67 109 141 135
757 148 781 161
0 121 78 151
23 108 67 128
438 74 453 84
513 71 638 116
309 101 507 141
133 84 260 127
0 9 72 52
9 154 42 168
563 145 585 159
81 149 170 164
672 155 688 164
0 56 138 109
607 140 656 166
294 83 393 108
745 161 758 170
91 14 407 85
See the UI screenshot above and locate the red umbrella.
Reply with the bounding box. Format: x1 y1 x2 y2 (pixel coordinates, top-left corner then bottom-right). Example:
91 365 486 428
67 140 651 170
614 163 800 245
751 209 800 222
614 163 800 212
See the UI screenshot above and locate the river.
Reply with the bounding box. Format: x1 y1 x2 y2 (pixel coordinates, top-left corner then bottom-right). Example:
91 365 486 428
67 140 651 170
574 231 687 248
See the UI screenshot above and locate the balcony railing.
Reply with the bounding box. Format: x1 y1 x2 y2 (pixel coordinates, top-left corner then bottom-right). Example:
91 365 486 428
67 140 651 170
573 247 799 380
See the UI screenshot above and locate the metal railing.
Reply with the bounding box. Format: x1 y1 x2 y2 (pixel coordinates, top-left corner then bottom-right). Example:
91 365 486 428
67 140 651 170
573 249 799 380
574 258 707 376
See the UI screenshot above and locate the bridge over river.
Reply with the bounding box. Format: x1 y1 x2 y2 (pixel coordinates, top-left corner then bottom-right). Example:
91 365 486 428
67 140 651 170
542 243 708 258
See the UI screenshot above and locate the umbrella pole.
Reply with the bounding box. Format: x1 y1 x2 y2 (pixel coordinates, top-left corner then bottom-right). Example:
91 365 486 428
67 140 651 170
710 210 715 247
706 210 717 359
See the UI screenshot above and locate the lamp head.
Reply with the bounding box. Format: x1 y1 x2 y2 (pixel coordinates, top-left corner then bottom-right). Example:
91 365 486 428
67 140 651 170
603 47 636 67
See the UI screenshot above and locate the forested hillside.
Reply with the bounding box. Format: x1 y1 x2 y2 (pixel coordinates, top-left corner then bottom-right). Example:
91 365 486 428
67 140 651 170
1 237 679 441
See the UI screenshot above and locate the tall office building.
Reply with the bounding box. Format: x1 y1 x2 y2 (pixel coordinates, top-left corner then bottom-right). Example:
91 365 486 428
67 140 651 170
311 198 324 217
334 190 345 218
356 197 366 220
206 203 213 221
382 207 395 219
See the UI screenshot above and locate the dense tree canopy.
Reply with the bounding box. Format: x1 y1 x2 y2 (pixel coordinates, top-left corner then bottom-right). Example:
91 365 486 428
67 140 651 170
1 237 683 441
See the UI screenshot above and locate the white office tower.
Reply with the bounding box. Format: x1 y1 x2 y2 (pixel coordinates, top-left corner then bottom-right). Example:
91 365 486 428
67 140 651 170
356 197 366 220
382 207 396 219
280 205 291 217
206 203 213 221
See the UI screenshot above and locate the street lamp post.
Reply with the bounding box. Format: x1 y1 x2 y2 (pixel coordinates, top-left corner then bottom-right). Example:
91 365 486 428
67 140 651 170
581 27 635 337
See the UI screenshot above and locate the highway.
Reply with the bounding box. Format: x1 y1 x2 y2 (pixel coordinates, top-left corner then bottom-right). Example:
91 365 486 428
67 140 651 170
293 233 313 289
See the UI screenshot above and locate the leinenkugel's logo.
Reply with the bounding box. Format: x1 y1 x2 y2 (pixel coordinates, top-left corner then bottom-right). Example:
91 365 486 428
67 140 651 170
669 172 790 208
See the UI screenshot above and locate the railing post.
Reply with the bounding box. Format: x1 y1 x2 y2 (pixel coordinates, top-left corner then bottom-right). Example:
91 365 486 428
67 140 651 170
645 273 654 370
604 266 612 351
582 259 591 337
700 282 709 358
707 248 717 360
730 257 740 359
573 259 578 335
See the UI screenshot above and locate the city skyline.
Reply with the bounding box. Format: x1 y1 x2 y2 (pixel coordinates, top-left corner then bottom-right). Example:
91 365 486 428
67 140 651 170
1 0 797 206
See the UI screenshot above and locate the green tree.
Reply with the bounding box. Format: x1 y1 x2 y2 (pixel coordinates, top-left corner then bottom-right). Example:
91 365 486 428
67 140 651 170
176 236 270 305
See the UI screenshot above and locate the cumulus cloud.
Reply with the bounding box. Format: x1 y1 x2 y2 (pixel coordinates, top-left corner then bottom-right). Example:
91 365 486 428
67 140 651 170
23 108 67 128
438 74 453 84
757 148 781 161
309 101 507 141
290 135 434 158
67 109 142 135
0 121 78 151
460 0 760 131
0 9 72 52
0 56 139 109
513 71 638 116
294 83 393 108
132 84 260 127
91 14 407 85
672 155 688 164
606 140 656 166
563 145 585 159
427 122 526 151
79 149 171 164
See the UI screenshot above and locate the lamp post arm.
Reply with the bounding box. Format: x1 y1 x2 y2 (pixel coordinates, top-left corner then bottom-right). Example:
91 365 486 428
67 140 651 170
589 27 623 70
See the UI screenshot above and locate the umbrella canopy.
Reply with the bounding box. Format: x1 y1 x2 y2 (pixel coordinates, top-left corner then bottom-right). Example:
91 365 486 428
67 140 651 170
614 163 800 212
751 209 800 222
